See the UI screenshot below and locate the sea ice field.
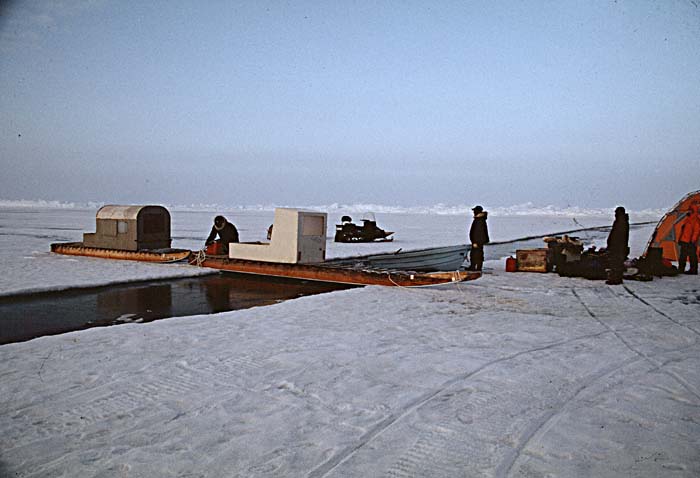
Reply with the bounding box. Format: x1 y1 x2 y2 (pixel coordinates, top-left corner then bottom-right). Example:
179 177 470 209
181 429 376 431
1 203 698 477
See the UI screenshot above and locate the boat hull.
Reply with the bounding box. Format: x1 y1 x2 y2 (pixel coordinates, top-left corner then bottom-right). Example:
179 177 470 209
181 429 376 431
325 244 469 272
190 254 479 287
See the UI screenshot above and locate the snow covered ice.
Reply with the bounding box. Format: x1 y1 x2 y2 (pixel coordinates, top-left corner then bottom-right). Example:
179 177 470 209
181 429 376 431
0 204 698 477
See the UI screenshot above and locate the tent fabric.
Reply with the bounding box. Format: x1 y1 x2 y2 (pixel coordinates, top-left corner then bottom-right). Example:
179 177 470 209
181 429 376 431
645 190 700 261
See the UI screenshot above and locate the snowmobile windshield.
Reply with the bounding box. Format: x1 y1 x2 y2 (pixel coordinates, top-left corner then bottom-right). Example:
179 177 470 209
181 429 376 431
361 212 376 222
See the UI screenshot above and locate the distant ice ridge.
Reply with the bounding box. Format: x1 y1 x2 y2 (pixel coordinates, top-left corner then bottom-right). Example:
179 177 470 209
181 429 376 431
0 199 665 218
170 202 665 218
0 199 103 209
306 202 666 218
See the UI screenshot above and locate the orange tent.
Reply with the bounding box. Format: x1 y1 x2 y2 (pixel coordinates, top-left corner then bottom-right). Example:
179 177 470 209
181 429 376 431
645 190 700 261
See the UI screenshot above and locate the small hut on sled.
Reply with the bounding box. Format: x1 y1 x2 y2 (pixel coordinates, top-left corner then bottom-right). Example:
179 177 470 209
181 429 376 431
83 205 171 251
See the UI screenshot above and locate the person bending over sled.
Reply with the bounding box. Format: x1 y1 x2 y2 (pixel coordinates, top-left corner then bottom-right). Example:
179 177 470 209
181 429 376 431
205 215 239 254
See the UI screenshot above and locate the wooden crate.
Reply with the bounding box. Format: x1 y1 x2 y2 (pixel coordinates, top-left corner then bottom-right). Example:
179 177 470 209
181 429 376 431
516 248 548 272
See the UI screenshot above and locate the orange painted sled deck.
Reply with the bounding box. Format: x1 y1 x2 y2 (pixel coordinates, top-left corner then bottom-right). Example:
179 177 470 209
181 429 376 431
51 242 191 263
189 253 480 287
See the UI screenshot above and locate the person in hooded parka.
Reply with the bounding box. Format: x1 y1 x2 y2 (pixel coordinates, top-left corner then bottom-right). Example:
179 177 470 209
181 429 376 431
205 215 239 254
605 206 630 285
468 205 490 271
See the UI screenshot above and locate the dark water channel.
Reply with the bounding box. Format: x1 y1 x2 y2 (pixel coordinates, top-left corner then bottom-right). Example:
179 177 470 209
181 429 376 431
0 273 354 345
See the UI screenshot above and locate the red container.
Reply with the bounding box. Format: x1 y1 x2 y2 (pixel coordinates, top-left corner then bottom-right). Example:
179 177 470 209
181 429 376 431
505 256 517 272
206 242 224 255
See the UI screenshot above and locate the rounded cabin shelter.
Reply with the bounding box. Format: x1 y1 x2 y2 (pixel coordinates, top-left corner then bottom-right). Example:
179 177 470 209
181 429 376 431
83 205 172 251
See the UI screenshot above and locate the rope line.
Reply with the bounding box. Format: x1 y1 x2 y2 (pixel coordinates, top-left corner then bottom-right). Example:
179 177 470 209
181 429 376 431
194 249 206 267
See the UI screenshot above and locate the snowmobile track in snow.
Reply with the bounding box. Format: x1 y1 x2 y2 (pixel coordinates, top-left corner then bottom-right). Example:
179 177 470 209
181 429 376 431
308 327 619 478
623 285 700 338
571 288 648 361
574 286 700 403
309 283 700 478
495 354 645 478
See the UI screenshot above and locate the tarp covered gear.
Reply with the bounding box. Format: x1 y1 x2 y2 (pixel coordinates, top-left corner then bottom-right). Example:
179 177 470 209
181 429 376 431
632 247 678 278
557 249 608 280
545 235 584 271
645 190 700 262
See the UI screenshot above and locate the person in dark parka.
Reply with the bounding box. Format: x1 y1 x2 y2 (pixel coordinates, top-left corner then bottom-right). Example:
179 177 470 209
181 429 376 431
205 215 239 254
468 205 490 271
605 206 629 285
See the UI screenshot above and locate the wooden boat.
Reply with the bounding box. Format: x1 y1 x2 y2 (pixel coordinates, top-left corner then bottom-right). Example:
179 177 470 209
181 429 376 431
189 252 479 287
324 244 469 272
51 242 191 263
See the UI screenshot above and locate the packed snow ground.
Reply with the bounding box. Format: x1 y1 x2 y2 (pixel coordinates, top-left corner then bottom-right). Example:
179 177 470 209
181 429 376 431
1 205 698 477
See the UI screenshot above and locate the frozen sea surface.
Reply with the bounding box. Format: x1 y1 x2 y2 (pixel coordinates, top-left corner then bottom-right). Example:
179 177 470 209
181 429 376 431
1 205 698 477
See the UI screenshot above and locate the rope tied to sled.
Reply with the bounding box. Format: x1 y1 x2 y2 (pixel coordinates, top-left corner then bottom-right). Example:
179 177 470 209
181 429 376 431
194 249 206 267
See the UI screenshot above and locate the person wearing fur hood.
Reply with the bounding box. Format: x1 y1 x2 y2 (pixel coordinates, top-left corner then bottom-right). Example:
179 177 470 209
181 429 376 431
605 206 629 285
468 205 490 271
205 215 239 254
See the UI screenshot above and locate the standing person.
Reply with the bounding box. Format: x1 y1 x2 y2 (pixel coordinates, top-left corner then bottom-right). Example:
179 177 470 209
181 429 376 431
468 205 490 271
677 204 700 275
205 215 239 254
605 206 629 285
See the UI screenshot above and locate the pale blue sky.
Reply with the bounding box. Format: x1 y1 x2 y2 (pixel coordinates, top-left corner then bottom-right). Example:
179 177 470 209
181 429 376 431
1 0 699 208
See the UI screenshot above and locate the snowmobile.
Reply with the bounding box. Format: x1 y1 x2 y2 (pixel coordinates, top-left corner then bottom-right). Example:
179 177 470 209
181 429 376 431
334 213 394 243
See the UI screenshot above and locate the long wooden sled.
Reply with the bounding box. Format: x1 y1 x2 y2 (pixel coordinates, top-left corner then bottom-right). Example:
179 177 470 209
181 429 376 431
51 242 191 263
189 253 479 287
49 242 479 286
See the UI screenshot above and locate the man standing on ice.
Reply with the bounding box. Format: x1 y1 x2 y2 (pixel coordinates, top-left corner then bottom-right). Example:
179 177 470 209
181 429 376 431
605 206 629 285
468 205 489 271
205 215 239 254
677 203 700 275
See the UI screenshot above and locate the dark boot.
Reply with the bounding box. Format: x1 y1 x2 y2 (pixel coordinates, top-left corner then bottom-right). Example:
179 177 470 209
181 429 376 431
689 247 698 274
